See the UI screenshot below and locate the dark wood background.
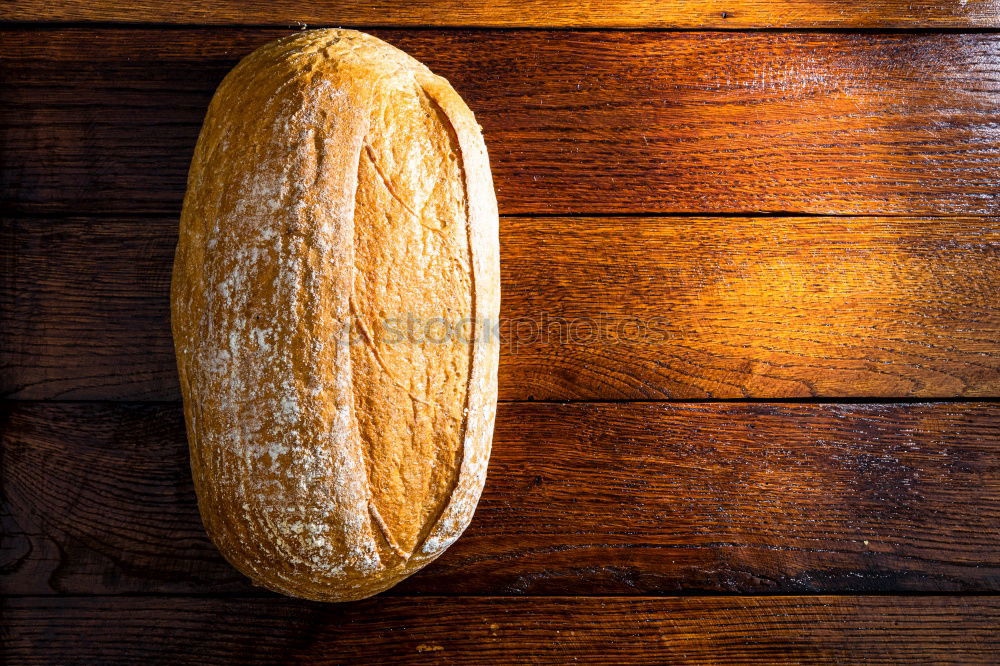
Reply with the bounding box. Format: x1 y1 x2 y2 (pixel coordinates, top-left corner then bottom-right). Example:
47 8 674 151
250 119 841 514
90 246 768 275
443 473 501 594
3 2 1000 663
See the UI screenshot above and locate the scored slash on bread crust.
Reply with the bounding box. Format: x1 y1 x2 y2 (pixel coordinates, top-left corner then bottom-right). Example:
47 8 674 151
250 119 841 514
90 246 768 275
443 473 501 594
171 29 499 601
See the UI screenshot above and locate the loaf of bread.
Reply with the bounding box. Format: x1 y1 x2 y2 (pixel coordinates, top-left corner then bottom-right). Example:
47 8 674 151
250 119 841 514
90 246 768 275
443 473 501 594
171 29 499 601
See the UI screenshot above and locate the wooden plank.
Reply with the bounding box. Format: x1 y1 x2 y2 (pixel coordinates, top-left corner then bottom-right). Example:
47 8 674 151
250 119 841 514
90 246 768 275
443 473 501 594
3 401 998 595
3 216 998 402
4 0 1000 29
4 29 1000 216
4 596 999 664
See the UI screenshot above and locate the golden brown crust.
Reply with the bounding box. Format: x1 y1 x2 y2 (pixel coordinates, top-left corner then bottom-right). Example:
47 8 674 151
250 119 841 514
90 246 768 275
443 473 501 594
171 29 499 601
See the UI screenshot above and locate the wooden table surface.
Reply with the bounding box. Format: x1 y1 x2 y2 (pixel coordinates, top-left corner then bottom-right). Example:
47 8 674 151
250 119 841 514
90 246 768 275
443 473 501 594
3 2 1000 663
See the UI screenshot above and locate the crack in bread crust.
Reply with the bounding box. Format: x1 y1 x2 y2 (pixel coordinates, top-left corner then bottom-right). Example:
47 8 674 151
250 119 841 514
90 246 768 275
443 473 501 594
352 70 472 562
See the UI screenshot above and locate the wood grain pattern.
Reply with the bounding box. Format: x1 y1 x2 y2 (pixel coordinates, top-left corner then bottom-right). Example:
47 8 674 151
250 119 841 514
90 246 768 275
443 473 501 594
5 0 1000 28
4 216 998 401
5 29 1000 215
4 10 999 663
4 401 998 596
5 595 999 664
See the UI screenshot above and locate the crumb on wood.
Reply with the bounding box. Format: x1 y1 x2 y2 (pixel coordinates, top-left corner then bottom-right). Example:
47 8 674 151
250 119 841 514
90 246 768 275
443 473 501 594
416 644 444 653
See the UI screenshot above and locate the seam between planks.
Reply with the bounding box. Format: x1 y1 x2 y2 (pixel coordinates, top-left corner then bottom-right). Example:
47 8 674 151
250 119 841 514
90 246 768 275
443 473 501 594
6 212 1000 221
7 22 1000 34
4 397 1000 406
3 592 1000 599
